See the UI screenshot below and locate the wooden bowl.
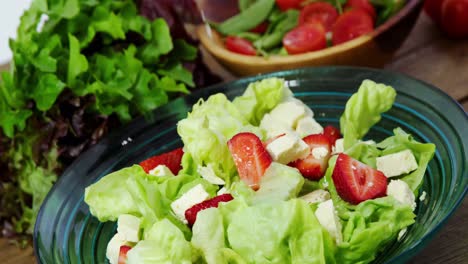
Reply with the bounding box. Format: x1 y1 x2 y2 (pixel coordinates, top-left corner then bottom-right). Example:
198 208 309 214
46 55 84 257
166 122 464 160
197 0 423 76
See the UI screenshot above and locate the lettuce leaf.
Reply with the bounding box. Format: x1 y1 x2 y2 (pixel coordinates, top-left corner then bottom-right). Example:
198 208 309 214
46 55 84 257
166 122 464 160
127 219 194 264
340 80 396 150
232 77 291 126
192 199 336 264
377 128 436 192
336 197 415 264
177 93 261 186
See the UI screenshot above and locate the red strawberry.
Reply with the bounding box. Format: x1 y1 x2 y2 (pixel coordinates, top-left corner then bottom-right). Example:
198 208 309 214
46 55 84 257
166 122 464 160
323 125 341 145
139 147 184 175
228 132 272 190
332 153 387 204
185 194 234 226
290 134 332 180
118 245 132 264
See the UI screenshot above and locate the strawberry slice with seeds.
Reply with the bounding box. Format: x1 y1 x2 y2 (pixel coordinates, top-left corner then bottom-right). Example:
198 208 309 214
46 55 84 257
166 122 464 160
290 134 332 180
118 245 132 264
323 125 341 145
185 194 234 226
139 147 184 175
332 153 387 204
228 132 272 189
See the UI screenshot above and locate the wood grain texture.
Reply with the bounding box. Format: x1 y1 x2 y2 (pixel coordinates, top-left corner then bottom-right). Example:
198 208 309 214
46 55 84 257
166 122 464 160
1 10 467 264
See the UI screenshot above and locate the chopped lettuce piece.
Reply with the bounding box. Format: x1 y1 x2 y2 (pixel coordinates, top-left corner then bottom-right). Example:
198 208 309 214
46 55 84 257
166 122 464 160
233 77 291 126
254 162 304 203
336 197 415 264
340 80 396 150
127 219 194 264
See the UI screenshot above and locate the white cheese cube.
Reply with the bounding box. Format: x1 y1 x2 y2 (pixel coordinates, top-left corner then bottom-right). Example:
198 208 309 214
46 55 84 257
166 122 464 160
295 117 323 137
300 189 330 204
197 164 225 185
332 138 344 154
117 214 141 242
217 187 228 196
266 133 310 164
312 147 329 159
170 184 210 223
315 200 343 244
106 233 127 264
376 149 418 177
387 180 416 210
148 164 174 177
285 97 315 118
269 101 307 129
260 113 295 139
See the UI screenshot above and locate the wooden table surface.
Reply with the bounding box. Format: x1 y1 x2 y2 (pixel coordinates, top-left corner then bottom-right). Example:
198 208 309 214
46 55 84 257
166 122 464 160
1 12 467 264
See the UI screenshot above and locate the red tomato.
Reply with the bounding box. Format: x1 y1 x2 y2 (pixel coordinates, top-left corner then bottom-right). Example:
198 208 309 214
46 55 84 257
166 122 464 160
424 0 444 24
250 22 269 34
344 0 377 21
332 9 374 45
283 23 327 54
275 0 304 11
441 0 468 38
225 36 257 56
299 2 339 31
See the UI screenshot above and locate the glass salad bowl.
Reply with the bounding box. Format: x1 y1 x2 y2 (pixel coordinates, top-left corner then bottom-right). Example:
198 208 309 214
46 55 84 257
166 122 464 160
34 67 467 263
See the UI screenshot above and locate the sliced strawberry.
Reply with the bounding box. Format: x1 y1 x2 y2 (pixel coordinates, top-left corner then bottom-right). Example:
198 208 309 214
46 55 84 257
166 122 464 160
289 134 332 180
228 132 272 189
139 147 184 175
332 153 387 204
323 125 341 145
118 245 132 264
185 194 234 226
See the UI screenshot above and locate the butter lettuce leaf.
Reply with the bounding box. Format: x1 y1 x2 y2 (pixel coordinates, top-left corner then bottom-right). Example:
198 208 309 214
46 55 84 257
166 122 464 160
127 219 194 264
233 77 291 126
340 80 396 150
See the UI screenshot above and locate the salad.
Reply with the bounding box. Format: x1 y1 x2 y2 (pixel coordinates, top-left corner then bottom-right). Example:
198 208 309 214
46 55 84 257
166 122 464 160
212 0 405 56
84 78 436 264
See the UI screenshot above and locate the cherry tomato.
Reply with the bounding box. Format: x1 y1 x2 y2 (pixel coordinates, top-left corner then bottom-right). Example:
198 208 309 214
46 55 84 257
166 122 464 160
424 0 444 24
441 0 468 38
344 0 377 21
299 2 339 31
225 36 257 56
283 23 327 54
275 0 304 11
332 9 374 45
250 22 269 34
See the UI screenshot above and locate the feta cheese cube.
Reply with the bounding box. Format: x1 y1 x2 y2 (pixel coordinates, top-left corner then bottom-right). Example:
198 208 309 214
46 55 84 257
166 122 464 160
106 233 127 264
170 184 210 223
269 101 307 129
332 138 344 154
312 147 329 159
117 214 141 242
315 200 343 244
387 180 416 210
376 149 418 177
217 187 228 196
285 97 314 118
197 164 225 185
295 117 323 137
260 113 295 139
266 133 310 164
149 164 174 177
300 189 330 204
